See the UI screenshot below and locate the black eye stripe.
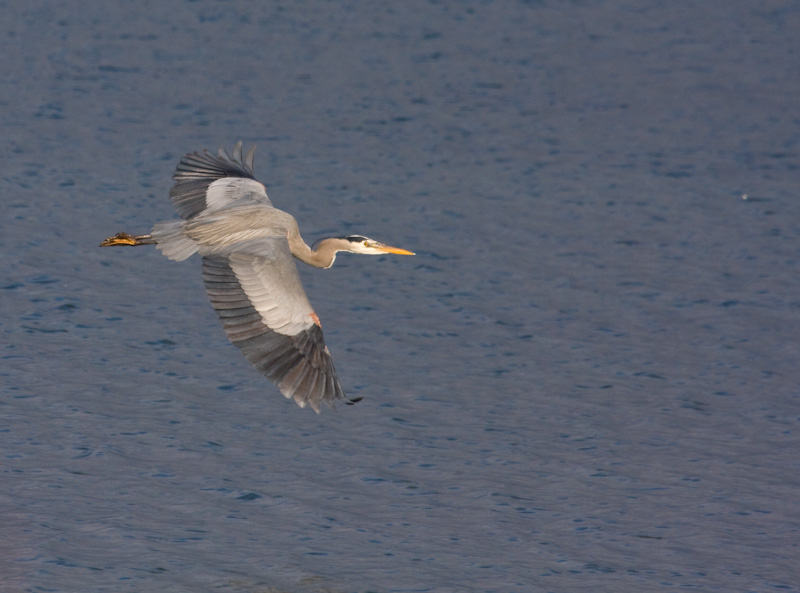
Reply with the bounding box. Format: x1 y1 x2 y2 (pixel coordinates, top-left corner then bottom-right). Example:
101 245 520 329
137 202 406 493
346 235 368 242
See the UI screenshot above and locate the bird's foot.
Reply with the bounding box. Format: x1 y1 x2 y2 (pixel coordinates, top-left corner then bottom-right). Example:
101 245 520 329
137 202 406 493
100 232 155 247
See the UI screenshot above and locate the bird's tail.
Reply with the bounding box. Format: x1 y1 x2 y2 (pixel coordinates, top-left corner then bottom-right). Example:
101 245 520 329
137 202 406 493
151 220 199 262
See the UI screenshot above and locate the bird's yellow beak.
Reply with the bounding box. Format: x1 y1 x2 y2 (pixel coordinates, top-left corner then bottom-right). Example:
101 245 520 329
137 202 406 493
376 244 415 255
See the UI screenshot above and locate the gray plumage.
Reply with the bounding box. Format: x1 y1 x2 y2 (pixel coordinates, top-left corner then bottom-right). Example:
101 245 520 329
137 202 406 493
102 142 414 412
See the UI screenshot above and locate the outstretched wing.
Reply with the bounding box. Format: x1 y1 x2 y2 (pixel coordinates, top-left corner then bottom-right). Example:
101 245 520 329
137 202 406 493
170 141 270 220
201 239 354 412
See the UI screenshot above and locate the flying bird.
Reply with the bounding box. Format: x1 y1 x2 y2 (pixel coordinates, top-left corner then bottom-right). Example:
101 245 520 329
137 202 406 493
101 142 414 412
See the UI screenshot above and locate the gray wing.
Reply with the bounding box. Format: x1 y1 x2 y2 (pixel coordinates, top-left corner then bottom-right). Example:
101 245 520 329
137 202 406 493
170 141 270 219
201 239 353 412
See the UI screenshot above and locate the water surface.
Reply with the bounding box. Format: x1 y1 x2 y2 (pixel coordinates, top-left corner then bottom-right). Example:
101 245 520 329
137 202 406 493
2 1 799 591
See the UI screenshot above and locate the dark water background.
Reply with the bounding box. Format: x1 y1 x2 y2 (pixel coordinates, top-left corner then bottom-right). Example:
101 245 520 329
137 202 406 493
2 1 799 591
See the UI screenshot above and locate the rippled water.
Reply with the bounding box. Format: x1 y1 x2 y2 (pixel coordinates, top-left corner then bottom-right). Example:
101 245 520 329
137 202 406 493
3 1 799 591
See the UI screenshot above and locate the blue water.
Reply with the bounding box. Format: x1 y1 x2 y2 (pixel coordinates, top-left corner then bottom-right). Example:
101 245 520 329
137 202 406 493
2 1 799 591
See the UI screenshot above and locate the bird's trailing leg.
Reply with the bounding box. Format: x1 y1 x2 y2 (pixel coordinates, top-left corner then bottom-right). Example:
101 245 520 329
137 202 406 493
100 232 156 247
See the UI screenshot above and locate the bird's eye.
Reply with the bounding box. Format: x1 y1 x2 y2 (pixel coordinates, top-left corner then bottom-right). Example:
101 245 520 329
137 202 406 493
363 240 371 247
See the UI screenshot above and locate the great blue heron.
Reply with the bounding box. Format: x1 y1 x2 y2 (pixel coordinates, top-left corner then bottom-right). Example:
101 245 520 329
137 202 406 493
101 142 414 412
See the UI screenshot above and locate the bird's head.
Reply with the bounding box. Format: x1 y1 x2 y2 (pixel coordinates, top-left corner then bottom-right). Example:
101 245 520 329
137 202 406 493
340 235 415 256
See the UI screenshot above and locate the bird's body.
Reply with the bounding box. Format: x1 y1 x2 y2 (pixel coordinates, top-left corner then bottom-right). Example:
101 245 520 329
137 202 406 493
101 142 413 412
